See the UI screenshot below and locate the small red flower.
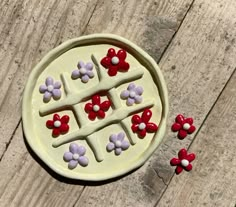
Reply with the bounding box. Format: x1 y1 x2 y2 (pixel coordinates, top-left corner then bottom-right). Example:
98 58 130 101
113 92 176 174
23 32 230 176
46 114 70 137
131 109 158 138
170 148 196 174
84 95 111 121
100 48 130 76
171 114 196 139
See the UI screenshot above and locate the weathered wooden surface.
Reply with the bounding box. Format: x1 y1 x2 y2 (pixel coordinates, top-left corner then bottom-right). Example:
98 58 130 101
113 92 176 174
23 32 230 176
0 0 236 206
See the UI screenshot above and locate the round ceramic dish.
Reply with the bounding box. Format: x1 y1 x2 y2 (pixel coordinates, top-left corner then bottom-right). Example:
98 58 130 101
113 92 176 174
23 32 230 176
22 34 168 181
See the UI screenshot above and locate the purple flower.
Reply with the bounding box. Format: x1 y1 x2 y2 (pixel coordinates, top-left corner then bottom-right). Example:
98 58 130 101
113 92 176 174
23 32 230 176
39 77 61 103
120 83 143 106
63 143 89 169
71 61 94 83
106 132 130 155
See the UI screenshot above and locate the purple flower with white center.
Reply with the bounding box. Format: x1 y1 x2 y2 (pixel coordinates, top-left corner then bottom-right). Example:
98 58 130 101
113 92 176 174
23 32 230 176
71 61 94 83
63 143 89 169
120 83 143 106
39 76 61 103
106 132 130 155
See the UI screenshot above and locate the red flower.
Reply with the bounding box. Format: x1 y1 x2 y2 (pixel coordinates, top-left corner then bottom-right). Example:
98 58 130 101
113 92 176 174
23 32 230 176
85 95 111 121
170 148 196 174
46 114 70 137
100 48 130 76
171 114 196 139
131 109 158 138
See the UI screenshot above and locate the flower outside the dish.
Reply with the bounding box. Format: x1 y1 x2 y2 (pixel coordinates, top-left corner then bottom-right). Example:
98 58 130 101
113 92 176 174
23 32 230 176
71 61 94 83
63 143 89 169
100 48 130 76
120 83 143 106
106 132 130 155
39 76 61 102
46 114 70 137
170 148 196 174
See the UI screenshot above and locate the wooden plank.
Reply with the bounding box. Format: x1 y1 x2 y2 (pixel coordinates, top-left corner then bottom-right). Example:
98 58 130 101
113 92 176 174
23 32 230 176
157 70 236 207
0 0 195 206
74 0 236 206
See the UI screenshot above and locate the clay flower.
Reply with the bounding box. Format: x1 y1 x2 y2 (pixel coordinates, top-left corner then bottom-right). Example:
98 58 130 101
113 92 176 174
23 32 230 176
100 48 130 76
63 143 89 169
39 76 61 102
71 61 94 83
171 114 196 139
106 132 130 155
131 109 158 138
120 83 143 106
170 148 196 174
46 114 70 137
84 95 111 120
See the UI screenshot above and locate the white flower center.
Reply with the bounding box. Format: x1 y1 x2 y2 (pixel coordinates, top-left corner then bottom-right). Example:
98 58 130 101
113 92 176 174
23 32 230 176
111 56 119 65
115 140 122 148
129 91 136 98
183 123 191 130
54 120 61 128
93 105 100 112
47 85 54 92
181 159 189 167
139 122 146 130
73 153 79 160
80 68 87 75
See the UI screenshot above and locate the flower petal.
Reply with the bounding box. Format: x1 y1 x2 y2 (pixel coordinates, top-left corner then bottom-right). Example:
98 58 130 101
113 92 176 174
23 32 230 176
85 103 93 113
60 124 69 133
171 123 182 131
187 125 196 134
69 143 79 154
46 120 54 128
127 97 135 106
128 83 136 90
185 164 192 171
53 81 61 89
68 160 78 169
97 110 105 119
108 66 118 76
52 89 61 100
81 75 90 83
185 117 193 125
170 158 181 166
61 115 70 124
134 86 143 95
115 148 122 155
120 90 129 99
52 128 60 137
141 109 152 123
101 57 111 68
131 124 139 132
134 95 142 104
46 77 53 86
146 123 158 132
92 95 100 105
109 134 117 143
85 62 93 70
71 70 80 79
178 148 187 160
178 129 188 139
87 71 94 78
121 140 130 150
117 49 127 60
78 156 89 167
43 92 52 102
88 111 97 120
78 146 86 156
63 152 73 162
53 114 60 121
39 85 47 93
100 100 111 111
176 114 184 124
77 61 85 68
187 153 196 162
106 142 115 151
175 165 183 174
138 129 146 138
117 132 125 141
107 48 116 57
132 115 141 124
118 61 129 71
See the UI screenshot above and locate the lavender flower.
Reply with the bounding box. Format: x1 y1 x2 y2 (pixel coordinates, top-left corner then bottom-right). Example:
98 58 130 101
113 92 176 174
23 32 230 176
71 61 94 83
39 76 61 103
120 83 143 106
63 143 89 169
106 132 130 155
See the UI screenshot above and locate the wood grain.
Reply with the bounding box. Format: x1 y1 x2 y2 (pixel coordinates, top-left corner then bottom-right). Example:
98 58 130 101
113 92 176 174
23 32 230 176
0 0 194 206
74 0 236 206
156 70 236 207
